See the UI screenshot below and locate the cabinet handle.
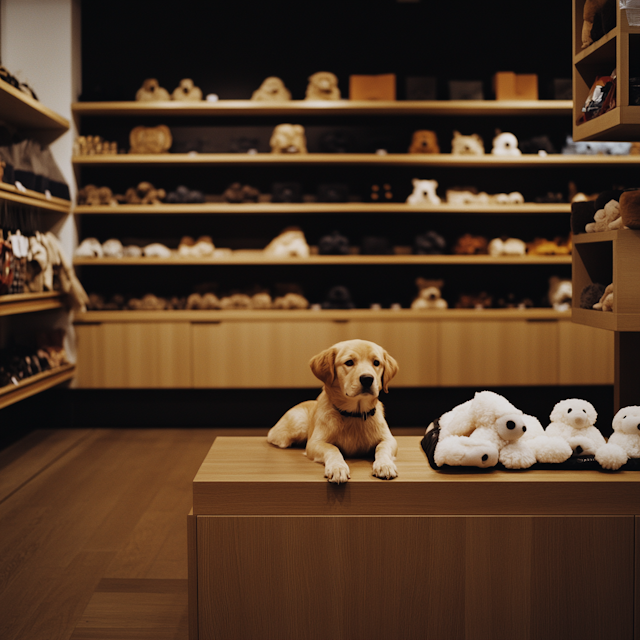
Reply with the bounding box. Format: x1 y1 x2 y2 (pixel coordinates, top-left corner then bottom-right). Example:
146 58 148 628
191 320 222 325
526 319 558 323
333 319 350 324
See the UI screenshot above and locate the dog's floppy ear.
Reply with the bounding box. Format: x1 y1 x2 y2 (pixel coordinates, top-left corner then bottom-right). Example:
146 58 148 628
381 351 399 393
309 347 336 385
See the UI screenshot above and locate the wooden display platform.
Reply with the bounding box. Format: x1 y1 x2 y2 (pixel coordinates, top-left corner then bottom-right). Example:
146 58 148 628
188 436 640 640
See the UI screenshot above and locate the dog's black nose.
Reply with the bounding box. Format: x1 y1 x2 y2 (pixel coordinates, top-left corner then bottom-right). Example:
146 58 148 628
360 375 374 388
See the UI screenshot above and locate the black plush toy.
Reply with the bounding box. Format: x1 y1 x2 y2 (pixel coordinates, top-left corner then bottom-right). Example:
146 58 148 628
580 283 606 309
322 285 355 309
318 230 350 255
271 182 303 203
166 185 205 203
413 230 446 255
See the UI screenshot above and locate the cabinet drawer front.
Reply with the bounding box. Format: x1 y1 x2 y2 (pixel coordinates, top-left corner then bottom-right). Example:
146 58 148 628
439 320 559 386
192 321 346 388
559 322 614 384
75 322 192 388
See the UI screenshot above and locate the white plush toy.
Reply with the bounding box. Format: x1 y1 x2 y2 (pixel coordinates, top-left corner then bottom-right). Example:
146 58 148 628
406 179 441 205
451 131 485 155
546 399 606 455
585 199 624 232
491 131 521 156
595 406 640 470
74 237 103 258
264 228 310 258
488 237 527 257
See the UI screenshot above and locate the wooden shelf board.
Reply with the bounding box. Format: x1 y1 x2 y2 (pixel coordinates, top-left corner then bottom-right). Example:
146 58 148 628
0 363 75 410
72 202 572 215
574 107 640 141
72 99 572 118
572 307 640 332
72 153 640 167
572 229 618 244
0 78 69 140
74 308 569 324
73 255 573 267
574 27 618 64
0 183 71 213
0 292 64 316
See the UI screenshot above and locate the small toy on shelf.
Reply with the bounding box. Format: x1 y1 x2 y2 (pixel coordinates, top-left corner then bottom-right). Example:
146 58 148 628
74 237 103 258
406 178 441 205
411 278 447 310
264 228 310 258
178 236 215 258
74 135 118 156
171 78 203 101
581 0 616 48
317 183 349 203
562 135 630 155
220 293 254 310
595 406 640 470
269 124 307 154
453 233 488 255
305 71 341 100
413 230 446 255
526 236 572 255
455 291 493 309
579 282 606 309
593 282 614 311
451 131 484 155
166 185 205 203
135 78 170 101
322 285 355 309
318 230 350 255
251 77 292 101
408 130 440 154
619 190 640 229
142 243 172 258
77 184 118 206
491 131 521 156
129 125 172 154
585 199 622 232
222 182 260 203
271 182 303 203
186 292 221 310
119 181 166 205
548 276 572 311
488 237 526 257
273 292 309 309
102 238 124 258
546 399 606 456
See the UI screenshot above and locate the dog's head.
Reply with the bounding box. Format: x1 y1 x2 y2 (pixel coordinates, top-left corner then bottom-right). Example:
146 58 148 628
309 340 399 403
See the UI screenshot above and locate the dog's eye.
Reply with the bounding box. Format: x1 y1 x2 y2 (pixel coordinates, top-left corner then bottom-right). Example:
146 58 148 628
345 359 354 366
373 359 380 366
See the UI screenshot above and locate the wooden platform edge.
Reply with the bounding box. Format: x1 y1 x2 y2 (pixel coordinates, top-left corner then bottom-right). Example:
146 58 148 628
188 509 198 640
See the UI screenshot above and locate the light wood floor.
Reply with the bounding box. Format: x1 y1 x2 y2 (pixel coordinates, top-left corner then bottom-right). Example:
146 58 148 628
0 426 425 639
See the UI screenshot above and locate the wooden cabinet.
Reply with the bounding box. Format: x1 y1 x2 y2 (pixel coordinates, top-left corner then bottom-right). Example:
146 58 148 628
74 310 613 388
573 0 640 140
0 78 75 408
188 437 640 640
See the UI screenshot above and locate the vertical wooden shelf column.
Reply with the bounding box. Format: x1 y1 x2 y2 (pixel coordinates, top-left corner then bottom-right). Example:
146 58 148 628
572 230 640 409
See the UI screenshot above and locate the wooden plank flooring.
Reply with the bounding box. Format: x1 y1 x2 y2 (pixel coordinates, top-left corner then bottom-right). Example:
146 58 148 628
0 428 264 640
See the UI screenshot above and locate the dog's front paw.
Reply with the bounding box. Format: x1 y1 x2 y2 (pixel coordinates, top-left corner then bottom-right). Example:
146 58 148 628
325 461 350 484
372 459 398 480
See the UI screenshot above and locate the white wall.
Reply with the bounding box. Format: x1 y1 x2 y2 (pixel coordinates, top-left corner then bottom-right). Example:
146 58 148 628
1 0 81 256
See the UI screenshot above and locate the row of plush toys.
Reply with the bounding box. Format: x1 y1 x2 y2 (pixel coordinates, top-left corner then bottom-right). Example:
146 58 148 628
426 390 640 471
135 73 342 103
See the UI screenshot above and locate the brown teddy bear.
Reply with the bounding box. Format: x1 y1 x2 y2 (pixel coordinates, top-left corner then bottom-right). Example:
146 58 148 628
269 124 308 154
129 125 172 154
305 71 341 100
408 130 440 154
251 77 292 101
620 190 640 229
119 181 166 205
135 78 170 101
171 78 203 101
411 278 448 310
453 233 488 255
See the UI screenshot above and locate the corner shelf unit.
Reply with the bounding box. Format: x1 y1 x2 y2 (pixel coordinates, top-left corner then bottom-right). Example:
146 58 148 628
573 0 640 141
0 79 74 408
72 98 616 389
572 229 640 409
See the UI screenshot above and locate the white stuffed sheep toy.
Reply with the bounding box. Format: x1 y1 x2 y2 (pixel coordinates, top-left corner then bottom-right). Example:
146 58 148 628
546 399 605 455
433 390 570 469
595 406 640 470
406 179 441 205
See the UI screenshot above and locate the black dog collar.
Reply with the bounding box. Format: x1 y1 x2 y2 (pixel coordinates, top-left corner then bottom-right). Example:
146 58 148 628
334 405 377 421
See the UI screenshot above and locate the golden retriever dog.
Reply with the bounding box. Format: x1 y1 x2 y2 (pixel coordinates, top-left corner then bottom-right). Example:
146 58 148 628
267 339 399 483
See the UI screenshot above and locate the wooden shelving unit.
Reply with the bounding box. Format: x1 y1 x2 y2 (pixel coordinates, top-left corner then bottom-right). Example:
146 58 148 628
0 78 69 145
573 0 640 141
0 77 74 406
0 363 75 410
0 292 65 316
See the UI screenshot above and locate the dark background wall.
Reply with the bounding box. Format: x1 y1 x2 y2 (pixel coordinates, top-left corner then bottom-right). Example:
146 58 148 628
80 0 572 102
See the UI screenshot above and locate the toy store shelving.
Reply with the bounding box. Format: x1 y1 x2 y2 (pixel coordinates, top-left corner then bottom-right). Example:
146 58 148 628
72 98 616 389
572 0 640 141
0 78 75 407
572 229 640 410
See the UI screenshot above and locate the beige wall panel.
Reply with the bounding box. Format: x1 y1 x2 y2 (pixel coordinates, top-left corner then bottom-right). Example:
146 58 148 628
341 320 439 386
196 515 634 640
439 320 558 386
75 322 192 388
191 321 346 388
558 322 614 384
